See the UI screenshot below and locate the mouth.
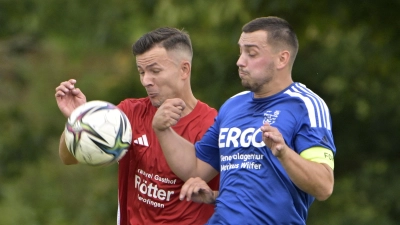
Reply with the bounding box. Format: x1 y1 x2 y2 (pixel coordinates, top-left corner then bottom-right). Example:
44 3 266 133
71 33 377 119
239 71 248 79
147 92 158 98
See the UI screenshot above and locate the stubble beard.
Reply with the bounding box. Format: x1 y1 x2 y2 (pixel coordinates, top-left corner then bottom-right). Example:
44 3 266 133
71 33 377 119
242 62 275 93
150 97 165 108
241 66 275 93
242 79 270 93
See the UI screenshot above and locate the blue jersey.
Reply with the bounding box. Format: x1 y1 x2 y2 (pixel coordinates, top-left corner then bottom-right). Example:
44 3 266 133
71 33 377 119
196 82 336 225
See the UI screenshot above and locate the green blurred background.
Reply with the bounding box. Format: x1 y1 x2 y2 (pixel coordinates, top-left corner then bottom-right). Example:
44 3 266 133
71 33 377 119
1 0 399 224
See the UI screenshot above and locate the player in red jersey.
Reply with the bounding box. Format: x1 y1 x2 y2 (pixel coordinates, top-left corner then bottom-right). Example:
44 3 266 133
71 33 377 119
55 27 219 225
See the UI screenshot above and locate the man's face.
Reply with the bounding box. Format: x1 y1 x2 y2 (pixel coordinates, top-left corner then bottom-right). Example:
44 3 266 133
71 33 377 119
236 30 277 93
136 46 182 107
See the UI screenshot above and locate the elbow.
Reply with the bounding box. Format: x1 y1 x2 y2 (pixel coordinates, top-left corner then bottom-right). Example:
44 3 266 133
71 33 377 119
315 191 332 201
63 160 78 165
314 183 334 201
314 163 334 201
60 155 78 165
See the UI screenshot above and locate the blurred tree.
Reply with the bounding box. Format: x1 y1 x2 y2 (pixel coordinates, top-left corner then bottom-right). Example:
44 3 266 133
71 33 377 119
0 0 399 224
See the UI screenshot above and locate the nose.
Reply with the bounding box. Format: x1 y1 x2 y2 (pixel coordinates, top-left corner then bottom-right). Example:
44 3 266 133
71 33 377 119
236 54 246 68
141 73 153 87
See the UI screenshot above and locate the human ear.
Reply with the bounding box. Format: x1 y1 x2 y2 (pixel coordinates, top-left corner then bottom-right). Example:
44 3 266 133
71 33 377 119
276 50 290 70
181 61 191 79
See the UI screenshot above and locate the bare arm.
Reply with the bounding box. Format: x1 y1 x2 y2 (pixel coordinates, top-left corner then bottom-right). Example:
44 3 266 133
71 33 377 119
261 123 334 201
59 131 78 165
153 98 218 182
276 148 333 200
55 79 86 165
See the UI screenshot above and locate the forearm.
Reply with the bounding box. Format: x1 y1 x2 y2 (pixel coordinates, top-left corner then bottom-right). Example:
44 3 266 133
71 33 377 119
155 127 199 181
59 131 78 165
279 148 334 201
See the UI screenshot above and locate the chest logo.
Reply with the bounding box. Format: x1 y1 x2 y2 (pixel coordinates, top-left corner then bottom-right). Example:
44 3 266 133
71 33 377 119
133 134 149 146
263 110 280 125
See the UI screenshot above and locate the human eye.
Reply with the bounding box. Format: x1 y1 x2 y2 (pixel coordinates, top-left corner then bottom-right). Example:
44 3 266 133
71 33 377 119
248 51 257 57
152 69 161 74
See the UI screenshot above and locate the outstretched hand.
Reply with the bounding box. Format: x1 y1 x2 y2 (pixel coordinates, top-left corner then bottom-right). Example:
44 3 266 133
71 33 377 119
180 177 216 204
152 98 186 131
55 79 86 118
260 122 288 158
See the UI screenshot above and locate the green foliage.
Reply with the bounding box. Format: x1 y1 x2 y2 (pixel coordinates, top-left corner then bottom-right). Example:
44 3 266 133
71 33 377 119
0 148 118 225
1 0 400 224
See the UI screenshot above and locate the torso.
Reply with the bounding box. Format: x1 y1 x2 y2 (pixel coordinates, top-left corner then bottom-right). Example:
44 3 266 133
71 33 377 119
196 83 336 224
117 98 219 225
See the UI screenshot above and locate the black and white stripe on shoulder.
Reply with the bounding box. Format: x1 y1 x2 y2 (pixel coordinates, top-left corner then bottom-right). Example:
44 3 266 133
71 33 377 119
284 83 331 130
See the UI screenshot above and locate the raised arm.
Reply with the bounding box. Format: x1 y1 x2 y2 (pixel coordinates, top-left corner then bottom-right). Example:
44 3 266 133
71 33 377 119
152 98 218 182
59 131 78 164
55 79 86 165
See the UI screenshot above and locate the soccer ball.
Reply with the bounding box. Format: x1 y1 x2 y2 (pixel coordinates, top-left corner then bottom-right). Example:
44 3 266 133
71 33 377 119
64 100 132 166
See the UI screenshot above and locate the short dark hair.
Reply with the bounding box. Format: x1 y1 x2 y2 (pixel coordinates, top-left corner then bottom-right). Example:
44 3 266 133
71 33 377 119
242 17 298 63
132 27 193 58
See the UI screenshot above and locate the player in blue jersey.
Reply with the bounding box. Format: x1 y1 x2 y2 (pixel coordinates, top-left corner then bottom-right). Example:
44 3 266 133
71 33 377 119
152 16 336 224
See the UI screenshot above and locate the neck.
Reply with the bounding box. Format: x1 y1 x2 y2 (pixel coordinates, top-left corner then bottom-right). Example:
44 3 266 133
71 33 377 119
181 94 197 117
182 98 198 117
254 75 293 98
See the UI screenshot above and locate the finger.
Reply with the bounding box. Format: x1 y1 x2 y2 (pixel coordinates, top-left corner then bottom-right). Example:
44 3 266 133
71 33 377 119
261 122 270 129
272 133 283 143
56 81 75 92
55 90 66 97
179 189 187 201
186 183 205 201
165 118 178 127
160 105 184 125
169 98 186 111
179 179 192 200
185 185 195 201
62 80 75 89
71 88 82 96
263 132 277 141
192 185 202 195
168 110 182 121
159 109 181 126
55 85 70 93
261 123 277 133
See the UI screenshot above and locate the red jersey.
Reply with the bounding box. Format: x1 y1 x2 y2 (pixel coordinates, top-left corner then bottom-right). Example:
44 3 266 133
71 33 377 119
117 98 219 225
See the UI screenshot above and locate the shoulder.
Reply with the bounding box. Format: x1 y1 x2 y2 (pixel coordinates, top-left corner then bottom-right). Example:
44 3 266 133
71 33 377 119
283 83 328 105
196 100 217 116
189 100 217 127
228 91 252 102
219 91 252 112
117 97 154 116
283 83 332 129
230 91 251 99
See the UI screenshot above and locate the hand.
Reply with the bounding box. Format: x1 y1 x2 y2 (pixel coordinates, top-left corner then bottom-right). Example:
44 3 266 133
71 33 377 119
55 79 86 118
260 122 288 158
152 98 186 131
179 177 216 204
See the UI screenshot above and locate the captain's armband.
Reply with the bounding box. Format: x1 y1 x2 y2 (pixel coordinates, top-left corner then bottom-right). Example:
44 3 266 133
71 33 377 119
300 147 334 170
